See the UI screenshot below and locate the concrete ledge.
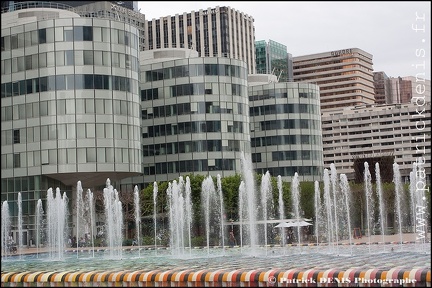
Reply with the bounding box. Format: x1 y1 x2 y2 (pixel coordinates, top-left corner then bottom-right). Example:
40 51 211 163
1 268 430 287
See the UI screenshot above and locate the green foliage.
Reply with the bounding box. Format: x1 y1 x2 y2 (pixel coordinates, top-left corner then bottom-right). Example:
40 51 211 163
299 182 315 219
191 236 205 247
221 174 242 220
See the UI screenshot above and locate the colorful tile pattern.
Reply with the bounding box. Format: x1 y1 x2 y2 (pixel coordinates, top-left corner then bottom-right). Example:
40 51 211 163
1 268 430 287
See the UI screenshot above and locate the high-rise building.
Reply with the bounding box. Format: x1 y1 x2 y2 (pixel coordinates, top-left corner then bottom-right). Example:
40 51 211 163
293 48 375 111
255 39 293 82
1 1 146 50
373 71 392 104
248 75 323 182
120 48 252 188
388 76 431 104
1 2 142 243
2 1 138 11
321 102 431 182
144 6 256 74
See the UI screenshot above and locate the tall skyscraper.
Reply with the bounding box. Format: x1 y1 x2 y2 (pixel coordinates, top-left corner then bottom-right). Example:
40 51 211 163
144 6 256 74
293 48 375 111
373 71 392 104
255 39 293 82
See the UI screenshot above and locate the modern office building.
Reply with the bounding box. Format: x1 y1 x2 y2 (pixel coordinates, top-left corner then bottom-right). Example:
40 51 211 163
373 71 392 104
321 102 431 182
144 6 256 74
1 1 146 51
388 76 431 104
255 39 293 82
293 48 375 111
1 1 138 11
1 2 142 243
248 75 323 182
118 48 251 189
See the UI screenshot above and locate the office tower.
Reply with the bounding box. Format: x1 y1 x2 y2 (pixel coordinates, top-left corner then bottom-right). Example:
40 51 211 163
144 6 256 74
388 76 431 104
255 39 293 82
1 1 146 50
321 102 431 182
373 71 392 104
1 2 142 242
248 75 323 182
293 48 375 111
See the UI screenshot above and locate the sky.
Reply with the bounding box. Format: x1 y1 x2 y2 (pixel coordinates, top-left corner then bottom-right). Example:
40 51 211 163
138 1 431 80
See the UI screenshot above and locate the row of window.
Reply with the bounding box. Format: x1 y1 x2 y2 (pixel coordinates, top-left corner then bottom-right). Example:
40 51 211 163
144 158 236 175
251 135 322 147
272 150 323 161
1 74 139 98
144 63 247 82
140 82 246 100
249 88 318 101
1 99 141 121
1 26 139 51
143 140 241 156
2 123 140 145
142 101 245 119
143 120 244 138
258 119 321 131
250 103 320 116
1 175 67 195
254 166 322 177
1 50 140 75
1 147 141 169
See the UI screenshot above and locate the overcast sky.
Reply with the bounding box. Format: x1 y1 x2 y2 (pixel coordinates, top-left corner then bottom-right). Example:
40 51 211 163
138 1 431 80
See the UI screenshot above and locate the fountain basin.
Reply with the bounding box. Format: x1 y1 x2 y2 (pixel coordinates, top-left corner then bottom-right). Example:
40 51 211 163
2 243 430 287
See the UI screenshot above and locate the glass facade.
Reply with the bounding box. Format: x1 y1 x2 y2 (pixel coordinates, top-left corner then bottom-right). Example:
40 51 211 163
121 56 251 189
255 39 293 82
249 82 323 182
1 9 142 244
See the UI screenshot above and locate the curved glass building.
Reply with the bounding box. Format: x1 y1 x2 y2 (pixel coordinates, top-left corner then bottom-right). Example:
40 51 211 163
1 2 142 241
248 75 323 182
121 48 251 187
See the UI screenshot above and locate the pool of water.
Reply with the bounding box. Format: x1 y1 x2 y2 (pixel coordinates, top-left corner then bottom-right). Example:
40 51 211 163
2 243 430 273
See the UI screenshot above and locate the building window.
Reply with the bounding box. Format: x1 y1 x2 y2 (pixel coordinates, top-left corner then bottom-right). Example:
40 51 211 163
13 129 20 144
13 153 20 168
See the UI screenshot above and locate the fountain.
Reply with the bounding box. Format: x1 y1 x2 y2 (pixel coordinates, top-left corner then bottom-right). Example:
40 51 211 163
76 181 83 258
239 152 258 252
291 172 303 246
1 161 431 287
339 174 353 255
133 185 141 258
201 175 225 255
364 162 375 252
277 176 286 248
86 189 95 258
314 181 321 246
260 171 273 255
166 177 193 256
376 163 387 248
153 181 158 253
17 193 22 260
103 178 123 259
1 201 10 259
46 188 68 260
35 199 43 258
